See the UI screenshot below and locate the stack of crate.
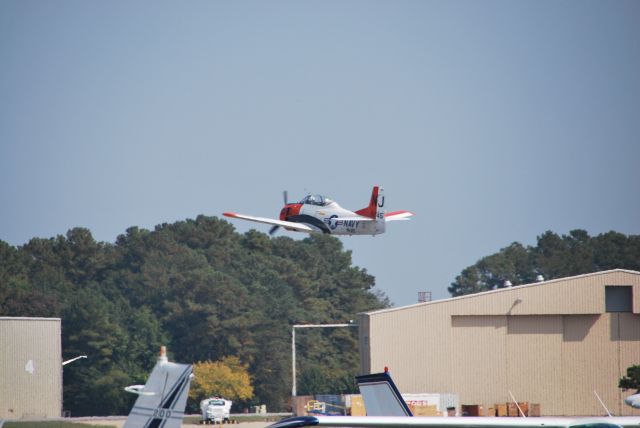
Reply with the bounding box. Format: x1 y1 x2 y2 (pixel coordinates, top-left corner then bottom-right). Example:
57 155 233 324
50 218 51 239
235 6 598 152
529 403 541 417
507 402 521 416
489 402 539 417
411 404 440 416
349 395 366 416
495 404 507 417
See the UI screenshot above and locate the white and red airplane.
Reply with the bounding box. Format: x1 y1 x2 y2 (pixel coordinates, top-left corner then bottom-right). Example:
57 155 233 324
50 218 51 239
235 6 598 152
223 186 413 236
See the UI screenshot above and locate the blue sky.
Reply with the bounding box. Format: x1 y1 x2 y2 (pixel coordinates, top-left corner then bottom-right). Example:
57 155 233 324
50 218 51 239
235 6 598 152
1 1 639 307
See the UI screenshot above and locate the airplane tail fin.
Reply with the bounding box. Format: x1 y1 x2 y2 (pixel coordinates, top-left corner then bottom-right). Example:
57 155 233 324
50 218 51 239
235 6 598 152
626 393 640 409
356 370 412 416
123 346 193 428
355 186 386 221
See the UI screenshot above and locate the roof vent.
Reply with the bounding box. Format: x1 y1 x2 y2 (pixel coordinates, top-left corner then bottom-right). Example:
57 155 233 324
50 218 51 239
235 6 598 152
418 291 432 303
504 280 512 287
536 275 545 282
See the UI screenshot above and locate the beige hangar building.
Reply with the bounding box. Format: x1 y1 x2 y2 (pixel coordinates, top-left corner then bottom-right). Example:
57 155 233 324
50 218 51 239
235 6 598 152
357 269 640 416
0 317 62 419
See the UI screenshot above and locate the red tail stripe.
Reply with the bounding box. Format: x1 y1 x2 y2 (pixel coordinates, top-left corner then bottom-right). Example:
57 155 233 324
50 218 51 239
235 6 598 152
355 186 379 219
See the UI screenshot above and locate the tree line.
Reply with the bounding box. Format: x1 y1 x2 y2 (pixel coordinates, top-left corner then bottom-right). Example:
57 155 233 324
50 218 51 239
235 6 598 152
0 216 387 415
2 220 638 415
448 229 640 296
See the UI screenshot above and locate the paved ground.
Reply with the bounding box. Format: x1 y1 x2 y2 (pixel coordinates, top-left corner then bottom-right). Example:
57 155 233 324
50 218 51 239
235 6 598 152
76 418 273 428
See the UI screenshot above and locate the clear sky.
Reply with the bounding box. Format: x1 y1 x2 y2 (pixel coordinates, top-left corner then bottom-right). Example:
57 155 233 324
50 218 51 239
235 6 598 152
1 1 639 307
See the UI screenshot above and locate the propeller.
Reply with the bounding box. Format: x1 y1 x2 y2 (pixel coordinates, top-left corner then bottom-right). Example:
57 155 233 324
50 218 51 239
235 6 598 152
270 190 289 236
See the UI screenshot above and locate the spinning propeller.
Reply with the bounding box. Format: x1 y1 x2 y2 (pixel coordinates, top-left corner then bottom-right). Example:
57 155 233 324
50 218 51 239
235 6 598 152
269 190 288 235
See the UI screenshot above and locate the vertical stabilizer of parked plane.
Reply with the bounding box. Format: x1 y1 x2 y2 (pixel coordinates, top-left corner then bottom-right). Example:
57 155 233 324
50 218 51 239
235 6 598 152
123 346 193 428
355 370 412 416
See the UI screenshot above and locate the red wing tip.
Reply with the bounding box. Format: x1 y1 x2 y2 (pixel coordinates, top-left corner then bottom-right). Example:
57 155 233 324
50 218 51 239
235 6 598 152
222 212 237 218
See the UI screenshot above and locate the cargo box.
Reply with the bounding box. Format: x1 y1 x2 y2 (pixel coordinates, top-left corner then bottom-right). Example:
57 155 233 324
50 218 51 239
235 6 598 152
507 403 519 417
412 404 439 416
461 405 484 416
349 395 366 416
529 403 541 417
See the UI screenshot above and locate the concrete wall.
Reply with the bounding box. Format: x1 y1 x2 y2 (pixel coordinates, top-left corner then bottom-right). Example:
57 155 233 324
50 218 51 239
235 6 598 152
0 317 62 419
359 270 640 416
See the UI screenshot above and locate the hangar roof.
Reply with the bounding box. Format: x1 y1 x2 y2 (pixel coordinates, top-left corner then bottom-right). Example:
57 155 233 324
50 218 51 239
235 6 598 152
364 269 640 316
0 317 61 321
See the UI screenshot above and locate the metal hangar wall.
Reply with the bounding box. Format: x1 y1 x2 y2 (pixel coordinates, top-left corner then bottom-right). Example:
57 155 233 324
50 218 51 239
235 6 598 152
358 269 640 416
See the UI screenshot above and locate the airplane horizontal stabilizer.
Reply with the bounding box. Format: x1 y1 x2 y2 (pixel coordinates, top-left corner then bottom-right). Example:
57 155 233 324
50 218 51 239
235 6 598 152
385 211 414 221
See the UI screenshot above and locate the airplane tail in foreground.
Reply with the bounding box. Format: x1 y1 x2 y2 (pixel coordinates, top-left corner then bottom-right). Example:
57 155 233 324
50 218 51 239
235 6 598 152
123 346 193 428
626 393 640 409
355 186 386 222
355 371 412 416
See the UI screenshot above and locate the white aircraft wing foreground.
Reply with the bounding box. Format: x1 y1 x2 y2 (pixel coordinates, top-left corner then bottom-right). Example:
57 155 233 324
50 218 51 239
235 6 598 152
123 346 193 428
269 415 640 428
269 371 640 428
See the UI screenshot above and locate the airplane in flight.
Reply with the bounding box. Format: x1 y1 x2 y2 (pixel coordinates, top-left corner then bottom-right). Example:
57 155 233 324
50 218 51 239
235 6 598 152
270 371 640 428
223 186 413 236
123 346 193 428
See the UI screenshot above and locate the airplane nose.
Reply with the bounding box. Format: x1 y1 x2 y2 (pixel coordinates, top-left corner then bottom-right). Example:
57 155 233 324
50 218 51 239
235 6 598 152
280 204 302 221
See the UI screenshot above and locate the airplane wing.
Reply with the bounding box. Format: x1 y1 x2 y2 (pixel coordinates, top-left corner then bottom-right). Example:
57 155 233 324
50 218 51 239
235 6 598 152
223 212 315 233
269 415 640 428
385 211 414 221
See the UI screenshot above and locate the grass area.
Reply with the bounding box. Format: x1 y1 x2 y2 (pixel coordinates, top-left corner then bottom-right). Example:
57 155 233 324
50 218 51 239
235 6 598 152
3 415 286 428
4 423 113 428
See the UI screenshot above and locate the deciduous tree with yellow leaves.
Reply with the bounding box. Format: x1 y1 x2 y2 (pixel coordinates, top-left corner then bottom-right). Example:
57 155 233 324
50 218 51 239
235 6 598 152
190 356 254 402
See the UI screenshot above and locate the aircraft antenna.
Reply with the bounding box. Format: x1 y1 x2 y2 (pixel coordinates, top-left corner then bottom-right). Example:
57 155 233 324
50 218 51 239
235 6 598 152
593 390 612 416
508 390 527 417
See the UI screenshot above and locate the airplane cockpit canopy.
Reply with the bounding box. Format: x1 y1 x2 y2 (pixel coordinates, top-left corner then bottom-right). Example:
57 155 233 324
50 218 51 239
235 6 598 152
300 194 332 206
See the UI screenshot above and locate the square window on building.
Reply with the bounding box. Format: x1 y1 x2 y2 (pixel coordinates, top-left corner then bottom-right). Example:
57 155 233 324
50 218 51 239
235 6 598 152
605 285 632 312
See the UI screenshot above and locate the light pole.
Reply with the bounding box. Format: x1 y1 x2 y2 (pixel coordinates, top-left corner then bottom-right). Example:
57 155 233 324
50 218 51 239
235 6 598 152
291 322 357 397
61 355 87 416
